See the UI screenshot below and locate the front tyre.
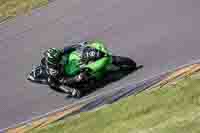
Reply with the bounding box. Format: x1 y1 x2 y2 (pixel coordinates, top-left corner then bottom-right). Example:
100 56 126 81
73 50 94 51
112 56 137 71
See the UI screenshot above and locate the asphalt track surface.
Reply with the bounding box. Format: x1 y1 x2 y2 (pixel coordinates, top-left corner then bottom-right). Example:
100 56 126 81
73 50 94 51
1 0 200 129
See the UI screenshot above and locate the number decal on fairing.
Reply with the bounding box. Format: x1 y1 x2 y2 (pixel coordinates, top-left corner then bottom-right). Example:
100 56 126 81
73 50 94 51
86 51 95 57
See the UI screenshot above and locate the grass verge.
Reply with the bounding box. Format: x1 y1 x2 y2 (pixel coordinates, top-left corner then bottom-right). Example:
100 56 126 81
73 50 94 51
0 0 48 23
33 72 200 133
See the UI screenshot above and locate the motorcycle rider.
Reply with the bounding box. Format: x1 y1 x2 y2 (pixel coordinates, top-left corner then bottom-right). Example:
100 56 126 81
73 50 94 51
41 41 111 97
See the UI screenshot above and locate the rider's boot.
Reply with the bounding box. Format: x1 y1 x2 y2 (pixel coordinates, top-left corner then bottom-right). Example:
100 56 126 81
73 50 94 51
59 85 81 98
71 88 81 98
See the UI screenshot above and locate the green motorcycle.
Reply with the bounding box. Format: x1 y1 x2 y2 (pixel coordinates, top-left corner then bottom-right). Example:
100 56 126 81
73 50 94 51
27 41 137 97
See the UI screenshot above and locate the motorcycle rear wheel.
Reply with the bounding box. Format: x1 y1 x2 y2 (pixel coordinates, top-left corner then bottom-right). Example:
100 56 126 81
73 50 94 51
112 56 137 71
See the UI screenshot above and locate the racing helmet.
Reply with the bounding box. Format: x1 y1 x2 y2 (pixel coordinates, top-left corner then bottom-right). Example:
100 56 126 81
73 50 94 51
43 48 62 66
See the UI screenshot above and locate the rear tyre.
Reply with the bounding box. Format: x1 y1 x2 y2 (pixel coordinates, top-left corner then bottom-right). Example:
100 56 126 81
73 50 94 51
112 56 137 71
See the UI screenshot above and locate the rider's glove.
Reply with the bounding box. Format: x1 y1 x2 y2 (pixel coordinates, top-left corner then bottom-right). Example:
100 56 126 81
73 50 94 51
48 68 59 77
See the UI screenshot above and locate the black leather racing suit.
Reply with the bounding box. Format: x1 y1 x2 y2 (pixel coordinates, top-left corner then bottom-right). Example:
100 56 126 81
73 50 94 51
42 43 95 91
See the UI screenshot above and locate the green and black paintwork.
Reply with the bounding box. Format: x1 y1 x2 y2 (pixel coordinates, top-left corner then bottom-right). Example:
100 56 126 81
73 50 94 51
60 41 113 80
